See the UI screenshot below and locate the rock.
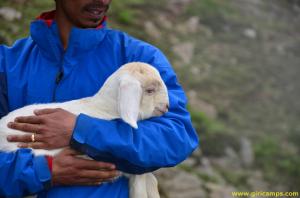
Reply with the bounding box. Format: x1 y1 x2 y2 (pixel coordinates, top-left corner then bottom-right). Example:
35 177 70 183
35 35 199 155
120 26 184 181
200 157 214 174
206 183 236 198
187 91 218 119
190 147 202 166
0 7 22 21
190 66 200 75
196 157 226 184
199 25 214 38
186 16 200 33
172 41 195 65
247 170 269 190
155 167 206 198
225 147 239 159
182 157 197 167
175 23 189 35
144 21 162 40
167 0 194 15
243 28 257 39
275 45 286 55
10 24 20 34
174 16 200 35
191 147 202 158
240 137 254 167
169 35 180 45
211 147 242 170
157 15 173 30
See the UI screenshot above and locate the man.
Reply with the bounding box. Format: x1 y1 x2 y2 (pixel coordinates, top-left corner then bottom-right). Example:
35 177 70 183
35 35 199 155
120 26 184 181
0 0 198 197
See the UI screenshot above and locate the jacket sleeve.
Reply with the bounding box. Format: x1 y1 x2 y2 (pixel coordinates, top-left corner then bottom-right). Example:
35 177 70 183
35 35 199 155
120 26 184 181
0 150 51 197
71 43 199 174
0 46 51 197
0 46 8 118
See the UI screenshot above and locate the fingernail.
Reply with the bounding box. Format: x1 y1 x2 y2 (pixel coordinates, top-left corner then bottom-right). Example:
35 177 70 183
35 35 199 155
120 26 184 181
7 136 12 141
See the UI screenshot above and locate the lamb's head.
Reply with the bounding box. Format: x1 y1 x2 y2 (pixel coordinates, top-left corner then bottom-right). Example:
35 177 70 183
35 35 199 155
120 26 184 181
116 62 169 128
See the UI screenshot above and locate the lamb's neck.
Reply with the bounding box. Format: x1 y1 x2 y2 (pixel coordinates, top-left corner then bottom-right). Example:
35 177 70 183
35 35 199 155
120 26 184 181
64 96 120 120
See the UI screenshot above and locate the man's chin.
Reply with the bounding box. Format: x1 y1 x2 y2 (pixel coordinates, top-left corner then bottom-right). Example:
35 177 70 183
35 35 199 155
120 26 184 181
76 19 104 29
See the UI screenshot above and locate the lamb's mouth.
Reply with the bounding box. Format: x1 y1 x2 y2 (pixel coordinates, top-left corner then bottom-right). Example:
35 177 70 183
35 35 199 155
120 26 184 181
153 107 168 116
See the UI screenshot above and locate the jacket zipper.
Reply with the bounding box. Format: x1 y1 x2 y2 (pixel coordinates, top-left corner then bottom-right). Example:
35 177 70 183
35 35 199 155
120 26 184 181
52 52 65 102
52 69 64 102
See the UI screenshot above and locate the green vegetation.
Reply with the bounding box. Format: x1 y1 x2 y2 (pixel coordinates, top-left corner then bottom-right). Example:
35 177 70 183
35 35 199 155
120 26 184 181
0 0 54 44
218 168 249 189
185 0 232 18
110 0 145 25
254 138 300 190
189 107 226 134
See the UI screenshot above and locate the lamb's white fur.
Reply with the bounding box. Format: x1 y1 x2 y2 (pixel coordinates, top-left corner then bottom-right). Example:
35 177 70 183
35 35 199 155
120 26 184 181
0 62 169 198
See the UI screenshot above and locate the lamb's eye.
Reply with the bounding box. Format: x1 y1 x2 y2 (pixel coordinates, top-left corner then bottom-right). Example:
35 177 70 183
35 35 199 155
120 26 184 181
146 88 156 94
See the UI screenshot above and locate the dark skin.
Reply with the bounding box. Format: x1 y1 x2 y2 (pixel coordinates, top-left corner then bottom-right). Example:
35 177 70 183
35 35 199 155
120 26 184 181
55 0 111 48
52 148 119 186
7 0 116 186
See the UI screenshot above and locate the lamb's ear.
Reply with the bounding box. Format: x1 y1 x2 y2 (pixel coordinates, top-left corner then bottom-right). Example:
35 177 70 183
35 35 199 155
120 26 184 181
118 75 142 129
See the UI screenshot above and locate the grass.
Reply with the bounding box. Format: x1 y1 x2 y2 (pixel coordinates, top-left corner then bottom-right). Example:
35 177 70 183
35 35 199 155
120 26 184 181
178 164 219 183
110 0 145 25
0 0 54 44
254 137 300 190
189 107 226 135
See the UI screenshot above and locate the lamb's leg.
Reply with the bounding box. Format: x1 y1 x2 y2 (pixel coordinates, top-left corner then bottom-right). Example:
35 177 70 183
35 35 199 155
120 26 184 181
145 173 160 198
129 174 148 198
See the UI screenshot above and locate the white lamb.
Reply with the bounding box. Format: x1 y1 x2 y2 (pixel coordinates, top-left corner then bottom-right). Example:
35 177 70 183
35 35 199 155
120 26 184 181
0 62 170 198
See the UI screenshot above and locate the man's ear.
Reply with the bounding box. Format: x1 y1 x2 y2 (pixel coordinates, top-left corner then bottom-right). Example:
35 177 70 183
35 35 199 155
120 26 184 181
118 75 142 129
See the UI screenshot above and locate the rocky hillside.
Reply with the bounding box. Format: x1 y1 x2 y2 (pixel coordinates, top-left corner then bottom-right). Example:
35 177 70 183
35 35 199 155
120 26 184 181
1 0 300 197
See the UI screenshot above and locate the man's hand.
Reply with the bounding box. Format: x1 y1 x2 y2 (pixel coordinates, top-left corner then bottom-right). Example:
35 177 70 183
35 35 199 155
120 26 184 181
7 108 76 149
52 148 120 186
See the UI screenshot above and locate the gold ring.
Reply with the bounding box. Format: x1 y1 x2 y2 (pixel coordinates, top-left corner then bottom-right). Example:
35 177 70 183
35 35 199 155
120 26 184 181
31 133 35 142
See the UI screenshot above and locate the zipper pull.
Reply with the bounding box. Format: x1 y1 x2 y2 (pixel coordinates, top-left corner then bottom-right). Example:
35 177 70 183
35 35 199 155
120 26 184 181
55 71 64 84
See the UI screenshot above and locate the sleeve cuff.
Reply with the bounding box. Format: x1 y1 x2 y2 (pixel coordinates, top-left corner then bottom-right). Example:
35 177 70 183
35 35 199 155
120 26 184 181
72 113 91 144
33 155 52 189
45 156 53 173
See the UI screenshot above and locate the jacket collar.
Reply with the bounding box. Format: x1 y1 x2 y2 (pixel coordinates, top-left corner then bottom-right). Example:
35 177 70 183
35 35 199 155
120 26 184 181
30 10 107 63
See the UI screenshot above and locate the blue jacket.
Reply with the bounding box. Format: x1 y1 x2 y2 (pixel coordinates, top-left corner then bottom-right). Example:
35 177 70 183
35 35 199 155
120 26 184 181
0 11 199 197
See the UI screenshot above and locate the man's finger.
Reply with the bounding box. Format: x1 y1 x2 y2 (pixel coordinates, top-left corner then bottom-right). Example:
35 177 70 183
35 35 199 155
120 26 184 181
75 158 116 170
73 181 102 186
69 178 103 186
14 116 43 124
7 133 42 143
77 170 120 180
28 142 46 149
34 108 59 115
7 122 41 133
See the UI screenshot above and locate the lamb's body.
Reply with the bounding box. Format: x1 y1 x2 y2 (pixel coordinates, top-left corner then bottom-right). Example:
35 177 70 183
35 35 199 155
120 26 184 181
0 98 117 155
0 62 168 198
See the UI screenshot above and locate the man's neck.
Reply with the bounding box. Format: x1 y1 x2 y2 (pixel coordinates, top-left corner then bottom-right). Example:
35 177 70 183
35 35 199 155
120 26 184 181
55 11 71 50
